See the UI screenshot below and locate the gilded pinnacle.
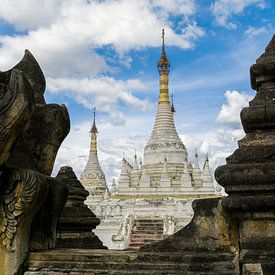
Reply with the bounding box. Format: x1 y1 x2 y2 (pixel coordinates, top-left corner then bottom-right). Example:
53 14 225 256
158 29 170 103
157 29 170 75
90 107 98 134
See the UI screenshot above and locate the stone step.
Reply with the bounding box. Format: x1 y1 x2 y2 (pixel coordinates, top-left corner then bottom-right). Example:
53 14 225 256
134 220 163 225
26 249 237 274
134 219 163 223
25 269 236 275
128 243 158 249
129 237 163 243
129 240 161 245
133 225 163 228
138 251 236 263
130 235 164 241
28 249 137 263
133 222 163 227
130 232 164 237
132 227 163 233
27 259 236 273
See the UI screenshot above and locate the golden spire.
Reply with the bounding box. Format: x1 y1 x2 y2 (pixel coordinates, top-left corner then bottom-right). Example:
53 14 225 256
158 29 170 74
90 107 98 134
158 29 170 103
90 107 98 153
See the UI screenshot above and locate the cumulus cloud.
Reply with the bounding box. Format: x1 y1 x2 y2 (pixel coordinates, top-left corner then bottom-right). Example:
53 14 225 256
245 26 269 37
211 0 266 29
217 90 252 126
179 90 252 182
47 76 152 124
0 0 63 30
0 0 205 123
0 0 204 74
180 128 244 169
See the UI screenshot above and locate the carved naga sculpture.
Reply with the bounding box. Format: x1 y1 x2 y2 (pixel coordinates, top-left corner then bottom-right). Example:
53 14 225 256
0 50 70 275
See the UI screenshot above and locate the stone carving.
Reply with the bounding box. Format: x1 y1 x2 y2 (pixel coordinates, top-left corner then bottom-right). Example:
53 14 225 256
215 35 275 273
163 215 175 235
112 214 135 249
0 50 70 275
56 166 106 249
0 168 47 250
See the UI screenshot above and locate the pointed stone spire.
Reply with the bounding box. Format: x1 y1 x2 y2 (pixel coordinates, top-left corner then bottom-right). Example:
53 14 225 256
158 29 170 104
181 162 192 187
130 152 140 186
202 154 214 189
144 29 188 178
80 108 107 197
171 94 175 112
117 158 130 189
90 107 98 153
111 178 117 194
192 151 202 187
132 151 138 170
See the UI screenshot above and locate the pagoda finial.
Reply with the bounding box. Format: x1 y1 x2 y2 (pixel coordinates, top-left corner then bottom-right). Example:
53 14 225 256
90 107 98 134
157 28 170 75
162 28 165 48
158 29 170 103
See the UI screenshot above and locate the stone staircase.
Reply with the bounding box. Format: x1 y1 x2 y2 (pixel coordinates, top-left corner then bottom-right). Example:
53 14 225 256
128 218 164 249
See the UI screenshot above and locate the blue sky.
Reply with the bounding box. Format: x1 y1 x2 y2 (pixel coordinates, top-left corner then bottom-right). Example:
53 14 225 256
0 0 274 184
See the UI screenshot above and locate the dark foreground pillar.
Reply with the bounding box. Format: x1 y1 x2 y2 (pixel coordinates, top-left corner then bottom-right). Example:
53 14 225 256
216 35 275 273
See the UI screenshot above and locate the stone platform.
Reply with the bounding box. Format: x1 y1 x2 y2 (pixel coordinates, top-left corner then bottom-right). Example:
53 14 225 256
25 199 238 275
25 247 236 275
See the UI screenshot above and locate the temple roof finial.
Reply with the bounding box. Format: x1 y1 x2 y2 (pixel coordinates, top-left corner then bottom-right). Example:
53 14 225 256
90 107 98 133
158 28 170 75
162 28 165 48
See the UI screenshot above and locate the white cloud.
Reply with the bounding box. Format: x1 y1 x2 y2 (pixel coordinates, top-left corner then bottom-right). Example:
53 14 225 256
180 127 245 179
47 76 153 124
217 90 252 126
0 0 204 74
245 26 269 37
0 0 63 30
0 0 204 123
211 0 266 29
